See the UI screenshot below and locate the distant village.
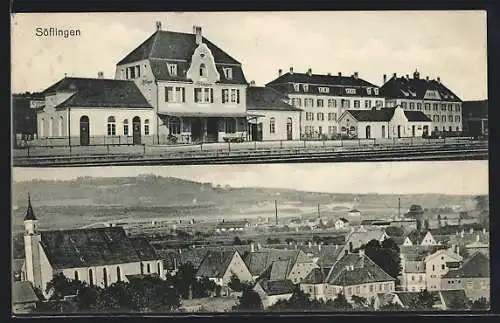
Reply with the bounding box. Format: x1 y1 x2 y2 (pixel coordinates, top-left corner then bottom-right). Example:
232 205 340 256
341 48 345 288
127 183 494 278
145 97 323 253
12 193 490 313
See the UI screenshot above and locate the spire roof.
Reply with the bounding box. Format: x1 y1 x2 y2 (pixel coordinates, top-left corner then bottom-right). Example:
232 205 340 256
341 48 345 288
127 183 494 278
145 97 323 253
24 193 37 221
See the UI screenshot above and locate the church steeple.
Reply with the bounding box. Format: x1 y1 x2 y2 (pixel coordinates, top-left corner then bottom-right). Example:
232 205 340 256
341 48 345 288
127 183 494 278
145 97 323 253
24 193 37 221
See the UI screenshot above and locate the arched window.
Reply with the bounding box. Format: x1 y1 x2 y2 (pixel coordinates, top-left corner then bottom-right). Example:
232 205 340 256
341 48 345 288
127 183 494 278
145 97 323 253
381 125 386 138
49 117 53 137
199 63 207 77
103 267 108 287
147 263 151 273
365 125 371 139
58 116 63 137
123 119 129 136
144 119 150 135
74 271 79 281
40 118 44 137
89 269 94 286
269 117 276 134
107 116 116 136
168 117 181 135
117 266 121 282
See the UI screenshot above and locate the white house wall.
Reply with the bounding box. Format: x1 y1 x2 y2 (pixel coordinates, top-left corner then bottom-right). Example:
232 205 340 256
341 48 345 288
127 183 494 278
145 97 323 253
248 109 301 141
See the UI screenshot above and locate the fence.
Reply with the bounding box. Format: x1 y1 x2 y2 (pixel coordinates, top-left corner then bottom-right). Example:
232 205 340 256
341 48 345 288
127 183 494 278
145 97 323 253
12 136 485 159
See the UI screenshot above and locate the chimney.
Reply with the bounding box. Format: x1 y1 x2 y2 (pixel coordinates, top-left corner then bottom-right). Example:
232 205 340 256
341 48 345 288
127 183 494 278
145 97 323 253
327 72 332 76
289 67 294 74
257 242 261 250
307 68 312 76
483 228 486 235
383 74 387 84
353 72 358 79
250 242 255 252
308 241 312 248
426 76 429 81
278 69 283 76
64 73 68 78
393 73 396 78
338 72 342 77
476 234 480 242
437 76 441 83
250 80 256 86
193 25 202 45
318 244 322 252
97 71 104 79
406 74 409 80
155 21 162 31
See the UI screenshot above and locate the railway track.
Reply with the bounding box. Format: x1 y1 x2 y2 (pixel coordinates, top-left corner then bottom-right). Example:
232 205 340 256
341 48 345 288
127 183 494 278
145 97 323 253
13 143 488 167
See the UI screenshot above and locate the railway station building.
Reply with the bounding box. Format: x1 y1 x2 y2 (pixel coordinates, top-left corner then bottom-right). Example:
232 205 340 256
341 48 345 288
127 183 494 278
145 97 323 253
337 106 432 139
379 70 463 135
265 68 385 140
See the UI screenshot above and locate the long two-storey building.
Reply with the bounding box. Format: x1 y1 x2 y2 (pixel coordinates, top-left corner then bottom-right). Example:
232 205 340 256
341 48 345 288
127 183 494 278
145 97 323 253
266 68 385 139
115 22 248 144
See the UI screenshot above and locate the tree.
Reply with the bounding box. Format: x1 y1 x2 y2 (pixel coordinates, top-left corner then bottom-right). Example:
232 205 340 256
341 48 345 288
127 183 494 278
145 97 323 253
44 273 87 300
351 295 368 309
332 292 353 310
233 236 243 245
362 239 401 279
379 302 404 311
228 274 243 292
424 219 430 230
408 289 435 310
232 289 263 311
471 297 489 310
437 214 442 228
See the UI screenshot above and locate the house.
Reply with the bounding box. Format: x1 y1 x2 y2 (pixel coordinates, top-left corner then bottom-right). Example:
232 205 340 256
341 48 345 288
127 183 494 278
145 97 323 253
196 250 253 286
253 278 295 309
464 235 490 256
35 77 155 146
441 252 490 301
335 218 349 230
215 220 250 233
462 100 488 137
12 281 40 314
21 197 164 298
401 260 427 292
300 267 330 301
12 93 43 142
303 250 396 304
379 70 463 134
243 249 317 284
348 208 361 217
246 85 302 141
341 227 390 257
115 23 249 144
266 68 385 139
402 230 438 246
337 106 432 139
424 248 463 291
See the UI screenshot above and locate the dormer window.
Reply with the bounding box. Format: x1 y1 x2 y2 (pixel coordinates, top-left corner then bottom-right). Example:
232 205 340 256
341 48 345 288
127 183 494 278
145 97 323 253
374 88 379 95
302 84 309 92
318 87 329 94
199 63 207 77
223 67 233 80
293 83 300 92
168 63 177 77
367 88 372 95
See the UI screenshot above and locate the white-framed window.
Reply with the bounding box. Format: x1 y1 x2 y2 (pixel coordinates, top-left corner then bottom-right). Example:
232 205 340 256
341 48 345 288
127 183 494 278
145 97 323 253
223 67 233 80
304 98 314 107
165 86 186 103
306 112 314 121
424 103 430 110
455 104 461 112
318 87 330 94
455 115 461 122
417 103 422 110
199 63 207 77
269 117 276 134
302 84 309 92
123 119 129 136
365 100 371 108
317 113 324 121
401 102 407 109
194 87 214 103
167 63 177 76
341 99 350 108
345 88 356 95
222 89 240 104
448 115 453 122
433 103 439 111
317 99 324 107
107 116 116 136
448 104 453 111
409 102 415 110
295 98 302 107
367 88 372 95
441 116 446 122
230 89 240 103
441 104 447 111
374 88 379 95
293 83 300 92
144 119 150 135
328 126 337 134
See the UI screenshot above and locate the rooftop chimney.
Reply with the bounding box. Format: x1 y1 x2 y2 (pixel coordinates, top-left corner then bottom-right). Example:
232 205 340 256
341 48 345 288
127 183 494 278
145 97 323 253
413 69 420 79
426 76 429 81
278 69 283 76
393 73 396 78
193 25 202 45
353 72 358 79
64 73 68 78
383 74 387 84
156 21 162 31
437 76 441 83
307 68 312 76
97 71 104 79
406 74 409 80
327 72 332 76
289 67 294 74
338 72 342 77
250 80 256 86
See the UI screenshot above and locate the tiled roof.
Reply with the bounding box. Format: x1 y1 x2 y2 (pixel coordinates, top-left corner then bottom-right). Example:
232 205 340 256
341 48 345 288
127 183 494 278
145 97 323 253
301 267 327 284
196 250 236 278
440 290 469 308
442 252 489 278
345 228 387 251
258 279 296 296
317 244 345 269
344 107 431 122
129 236 160 261
118 30 241 65
43 77 153 109
247 86 302 111
266 72 381 97
404 260 426 273
39 227 156 269
244 249 310 277
326 253 395 286
12 281 40 304
380 74 462 102
462 100 488 119
400 245 447 261
269 259 291 281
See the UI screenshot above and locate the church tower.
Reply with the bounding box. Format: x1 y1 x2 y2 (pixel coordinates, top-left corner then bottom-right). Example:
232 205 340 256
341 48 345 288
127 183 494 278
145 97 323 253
23 193 42 289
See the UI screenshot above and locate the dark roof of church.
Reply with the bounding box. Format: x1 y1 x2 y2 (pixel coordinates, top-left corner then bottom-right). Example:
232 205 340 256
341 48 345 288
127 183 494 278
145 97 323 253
343 107 432 122
39 227 159 269
43 77 153 109
380 74 462 102
247 86 302 111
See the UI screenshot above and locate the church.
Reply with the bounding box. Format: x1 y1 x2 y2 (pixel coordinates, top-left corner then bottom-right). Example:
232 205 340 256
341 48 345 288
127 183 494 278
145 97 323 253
20 196 164 298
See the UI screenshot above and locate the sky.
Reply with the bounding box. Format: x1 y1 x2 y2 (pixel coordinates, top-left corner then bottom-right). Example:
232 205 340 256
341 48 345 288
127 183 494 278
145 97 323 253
11 11 487 100
12 161 489 195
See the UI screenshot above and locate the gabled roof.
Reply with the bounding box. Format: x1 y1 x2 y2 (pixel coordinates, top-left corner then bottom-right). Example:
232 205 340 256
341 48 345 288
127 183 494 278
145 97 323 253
244 249 311 277
440 290 470 308
380 74 462 102
317 244 345 269
266 72 380 92
39 227 157 269
442 252 489 278
196 250 237 278
118 30 241 65
43 77 152 109
326 253 395 286
257 279 296 296
405 230 433 245
301 267 327 284
12 281 39 305
247 86 302 111
343 107 431 123
400 245 447 261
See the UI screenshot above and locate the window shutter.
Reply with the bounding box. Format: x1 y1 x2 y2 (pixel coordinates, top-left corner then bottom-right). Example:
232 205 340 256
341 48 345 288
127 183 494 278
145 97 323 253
222 89 226 103
210 89 214 103
236 90 240 104
181 88 185 102
165 87 169 102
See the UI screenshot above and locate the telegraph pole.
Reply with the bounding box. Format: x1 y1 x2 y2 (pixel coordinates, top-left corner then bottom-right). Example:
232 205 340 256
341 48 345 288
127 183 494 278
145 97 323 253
398 197 401 218
275 200 278 225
